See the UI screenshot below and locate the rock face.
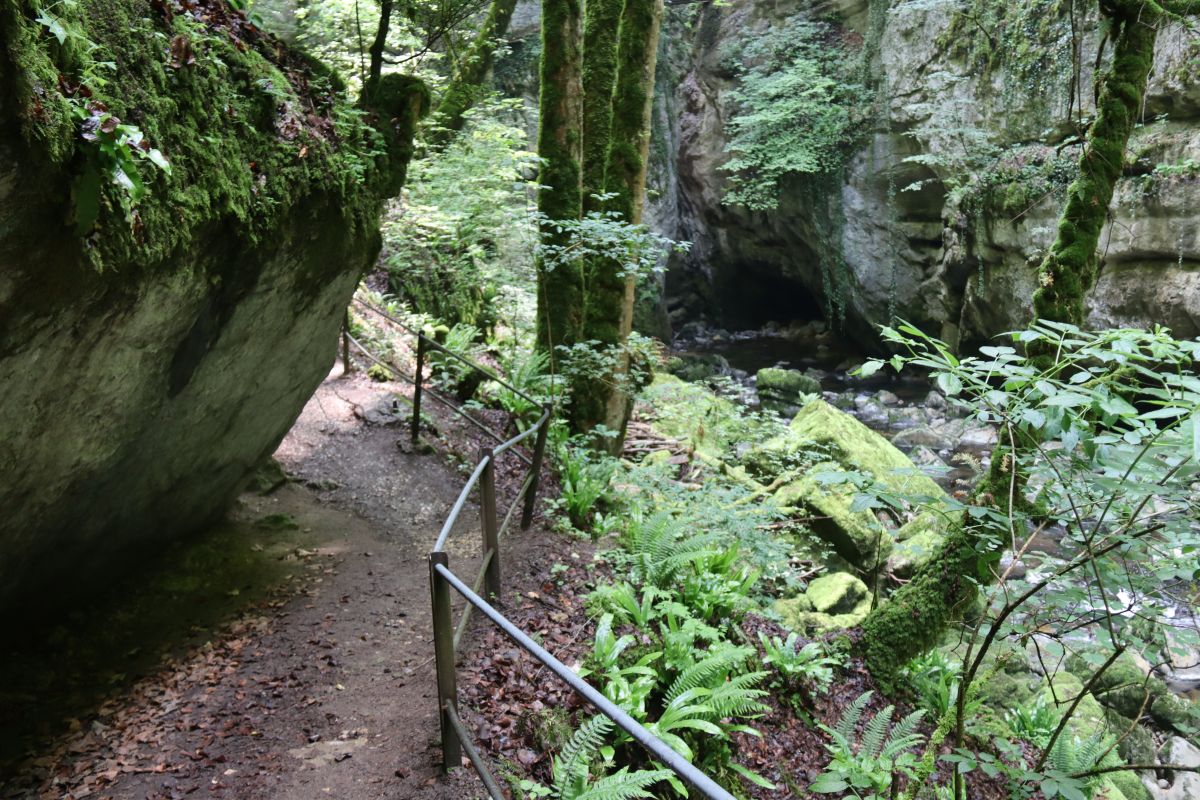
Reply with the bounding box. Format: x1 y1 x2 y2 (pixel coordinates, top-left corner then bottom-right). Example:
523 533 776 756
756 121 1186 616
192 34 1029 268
0 0 423 610
655 0 1200 349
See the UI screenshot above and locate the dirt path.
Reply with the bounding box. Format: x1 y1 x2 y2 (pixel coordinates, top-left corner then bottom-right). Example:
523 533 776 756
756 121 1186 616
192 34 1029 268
0 365 545 800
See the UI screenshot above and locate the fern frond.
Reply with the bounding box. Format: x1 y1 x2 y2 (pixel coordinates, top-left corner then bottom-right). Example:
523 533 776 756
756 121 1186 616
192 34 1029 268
706 671 769 719
879 710 926 759
835 690 874 744
553 715 614 790
664 645 752 705
860 704 895 758
572 767 672 800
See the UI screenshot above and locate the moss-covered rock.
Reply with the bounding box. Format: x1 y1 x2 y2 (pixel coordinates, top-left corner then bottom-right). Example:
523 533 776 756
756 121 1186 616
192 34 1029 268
769 401 947 567
776 461 892 567
755 367 820 412
1066 652 1199 736
806 572 869 614
0 0 423 611
1106 771 1151 800
774 572 872 632
886 515 944 578
788 400 945 499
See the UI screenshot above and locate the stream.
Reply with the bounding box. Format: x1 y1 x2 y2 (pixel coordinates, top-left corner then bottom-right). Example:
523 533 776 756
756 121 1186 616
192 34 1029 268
671 323 1200 698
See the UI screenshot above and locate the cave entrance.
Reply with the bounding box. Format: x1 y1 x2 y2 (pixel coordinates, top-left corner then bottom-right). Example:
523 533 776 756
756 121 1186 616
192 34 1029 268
713 261 824 330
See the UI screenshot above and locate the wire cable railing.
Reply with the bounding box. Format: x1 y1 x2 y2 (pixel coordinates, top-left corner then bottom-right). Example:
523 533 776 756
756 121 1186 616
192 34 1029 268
343 300 734 800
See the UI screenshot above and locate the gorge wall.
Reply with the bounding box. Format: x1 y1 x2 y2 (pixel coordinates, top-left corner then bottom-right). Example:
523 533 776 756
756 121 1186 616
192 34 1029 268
0 0 422 611
647 0 1200 350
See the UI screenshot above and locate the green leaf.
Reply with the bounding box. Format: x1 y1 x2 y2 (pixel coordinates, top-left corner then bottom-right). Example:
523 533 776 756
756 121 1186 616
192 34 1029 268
809 775 849 793
728 762 775 789
36 12 68 44
857 360 884 378
937 372 963 396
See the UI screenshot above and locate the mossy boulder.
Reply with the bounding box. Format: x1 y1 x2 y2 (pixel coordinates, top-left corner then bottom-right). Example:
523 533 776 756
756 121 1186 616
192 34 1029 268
1039 672 1108 742
0 0 423 611
886 514 944 578
755 367 820 412
664 353 730 383
774 572 872 632
640 373 752 459
777 461 892 566
1106 771 1151 800
1066 652 1199 735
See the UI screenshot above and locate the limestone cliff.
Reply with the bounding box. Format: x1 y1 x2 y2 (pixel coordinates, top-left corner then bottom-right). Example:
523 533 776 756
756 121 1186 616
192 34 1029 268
658 0 1200 349
0 0 423 609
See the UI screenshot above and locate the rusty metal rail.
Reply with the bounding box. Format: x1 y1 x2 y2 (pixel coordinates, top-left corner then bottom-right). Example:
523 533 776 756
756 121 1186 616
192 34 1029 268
342 300 734 800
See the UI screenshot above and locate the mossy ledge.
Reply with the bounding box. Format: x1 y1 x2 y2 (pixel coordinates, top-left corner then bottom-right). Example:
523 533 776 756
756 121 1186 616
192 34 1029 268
0 0 424 271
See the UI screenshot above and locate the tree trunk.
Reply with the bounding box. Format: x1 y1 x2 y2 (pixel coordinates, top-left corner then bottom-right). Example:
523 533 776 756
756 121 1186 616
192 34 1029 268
534 0 585 354
861 0 1164 681
365 0 395 94
1032 2 1160 326
568 0 664 442
427 0 520 146
581 0 624 208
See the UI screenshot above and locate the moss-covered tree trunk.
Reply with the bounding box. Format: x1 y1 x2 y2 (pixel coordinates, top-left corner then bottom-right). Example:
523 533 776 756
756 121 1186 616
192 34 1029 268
1032 1 1161 326
427 0 520 145
581 0 624 208
584 0 664 443
534 0 585 353
861 0 1170 680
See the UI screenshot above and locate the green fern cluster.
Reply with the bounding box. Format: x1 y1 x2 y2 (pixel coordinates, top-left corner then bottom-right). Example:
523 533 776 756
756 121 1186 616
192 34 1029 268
811 691 926 799
521 715 672 800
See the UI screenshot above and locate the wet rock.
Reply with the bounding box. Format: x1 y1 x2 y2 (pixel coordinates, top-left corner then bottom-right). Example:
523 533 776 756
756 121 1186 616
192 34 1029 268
877 390 901 406
756 367 821 400
925 390 947 410
998 554 1027 580
960 425 999 447
1155 738 1200 800
664 352 731 383
891 425 954 451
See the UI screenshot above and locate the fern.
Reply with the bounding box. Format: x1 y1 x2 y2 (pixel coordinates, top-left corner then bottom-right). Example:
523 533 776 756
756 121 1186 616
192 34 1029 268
812 691 927 799
569 766 670 800
663 645 753 705
552 715 614 791
834 689 874 746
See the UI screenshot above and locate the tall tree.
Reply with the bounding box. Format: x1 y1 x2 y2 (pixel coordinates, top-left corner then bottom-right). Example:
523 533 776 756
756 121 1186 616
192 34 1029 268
861 0 1192 680
534 0 585 353
535 0 665 448
573 0 665 441
427 0 521 145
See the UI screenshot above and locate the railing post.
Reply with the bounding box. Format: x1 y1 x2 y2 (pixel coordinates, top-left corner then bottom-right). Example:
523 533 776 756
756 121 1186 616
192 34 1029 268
341 309 353 376
479 448 501 599
412 335 426 445
520 404 551 530
429 551 460 772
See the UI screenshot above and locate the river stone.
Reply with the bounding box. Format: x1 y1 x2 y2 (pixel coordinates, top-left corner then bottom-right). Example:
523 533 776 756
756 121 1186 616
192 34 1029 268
891 425 954 451
1155 738 1200 800
756 367 821 405
806 572 869 614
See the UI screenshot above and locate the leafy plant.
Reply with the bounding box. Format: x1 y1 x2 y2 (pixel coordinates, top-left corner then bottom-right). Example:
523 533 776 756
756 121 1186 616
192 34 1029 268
720 19 868 210
1006 696 1059 748
811 691 926 799
555 443 618 534
759 632 840 693
903 650 983 724
519 715 672 800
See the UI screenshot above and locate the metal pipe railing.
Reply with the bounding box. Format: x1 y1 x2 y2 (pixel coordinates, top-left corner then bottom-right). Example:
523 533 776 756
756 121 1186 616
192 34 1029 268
343 302 733 800
431 562 736 800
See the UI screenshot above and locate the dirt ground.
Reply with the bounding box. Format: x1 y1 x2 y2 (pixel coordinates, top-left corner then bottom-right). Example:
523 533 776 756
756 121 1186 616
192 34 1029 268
0 361 555 800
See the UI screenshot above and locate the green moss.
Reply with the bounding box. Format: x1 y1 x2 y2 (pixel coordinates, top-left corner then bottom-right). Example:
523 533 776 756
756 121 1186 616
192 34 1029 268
755 367 821 406
1032 6 1161 329
777 460 893 567
789 400 945 500
805 572 869 614
0 0 425 272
